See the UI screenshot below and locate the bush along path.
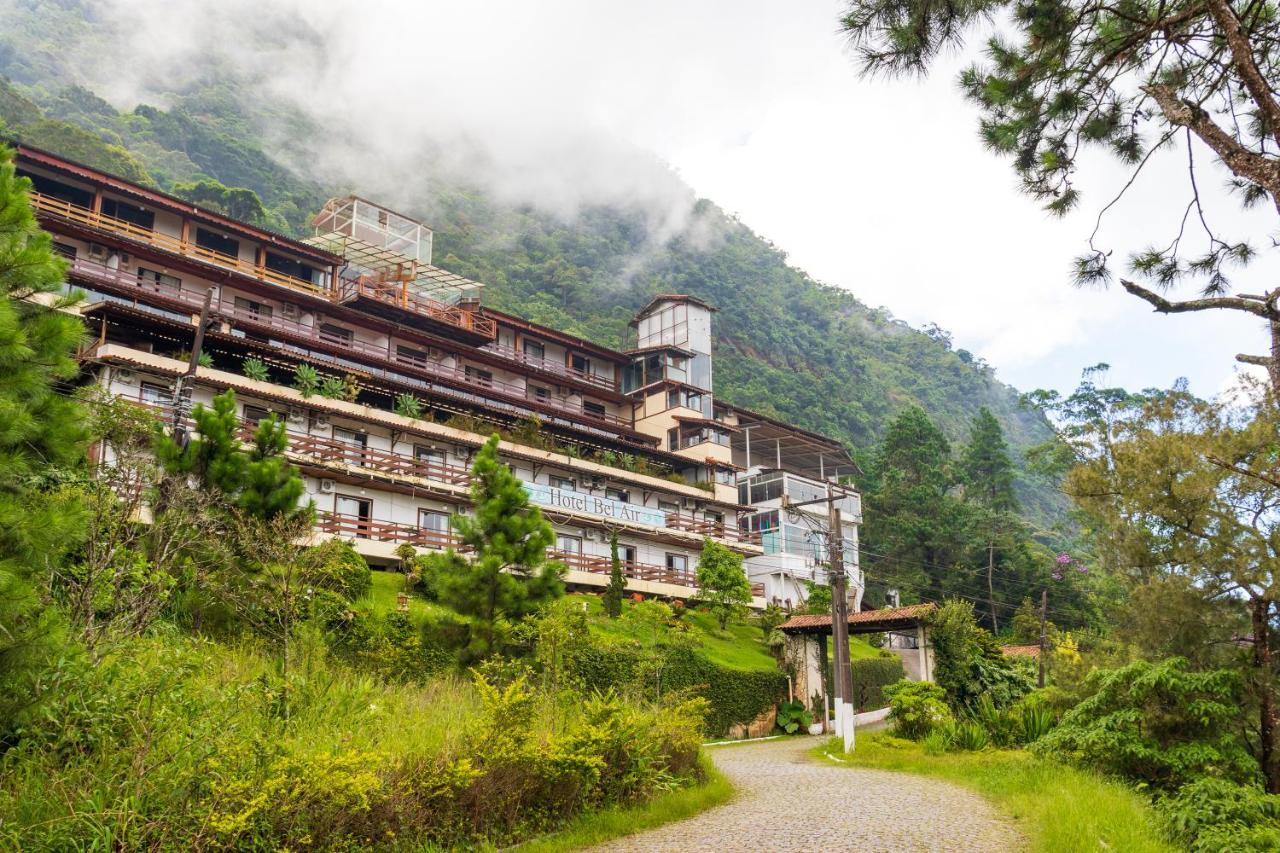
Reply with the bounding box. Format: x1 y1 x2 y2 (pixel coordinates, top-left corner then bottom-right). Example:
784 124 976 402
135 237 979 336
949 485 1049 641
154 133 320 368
589 736 1021 852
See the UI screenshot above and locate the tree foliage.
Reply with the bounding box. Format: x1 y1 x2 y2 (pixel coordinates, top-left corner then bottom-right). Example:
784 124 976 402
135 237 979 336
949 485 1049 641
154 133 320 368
695 536 752 630
841 0 1280 386
423 435 564 662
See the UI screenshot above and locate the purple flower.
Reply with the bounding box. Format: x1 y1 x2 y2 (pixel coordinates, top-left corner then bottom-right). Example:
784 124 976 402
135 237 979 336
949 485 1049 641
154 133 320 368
1056 553 1072 565
1052 570 1065 581
1076 565 1089 574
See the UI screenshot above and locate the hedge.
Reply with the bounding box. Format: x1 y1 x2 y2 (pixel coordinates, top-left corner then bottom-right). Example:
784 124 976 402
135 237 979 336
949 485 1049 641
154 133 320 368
568 645 786 737
850 654 905 711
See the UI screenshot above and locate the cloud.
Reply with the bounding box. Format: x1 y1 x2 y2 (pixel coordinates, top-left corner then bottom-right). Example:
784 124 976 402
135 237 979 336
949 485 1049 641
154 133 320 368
37 0 1280 396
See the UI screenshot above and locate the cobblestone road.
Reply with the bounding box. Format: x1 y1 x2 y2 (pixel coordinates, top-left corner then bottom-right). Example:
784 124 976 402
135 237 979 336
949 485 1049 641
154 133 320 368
591 736 1022 852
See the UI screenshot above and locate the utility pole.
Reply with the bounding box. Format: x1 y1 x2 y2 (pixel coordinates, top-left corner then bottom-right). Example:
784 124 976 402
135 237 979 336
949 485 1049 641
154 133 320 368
1038 588 1048 688
171 289 213 441
828 492 855 753
785 482 857 752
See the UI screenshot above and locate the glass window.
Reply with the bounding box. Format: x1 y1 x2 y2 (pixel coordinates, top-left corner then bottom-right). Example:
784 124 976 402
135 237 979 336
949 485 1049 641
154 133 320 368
522 339 545 360
583 400 606 418
140 381 171 405
555 534 582 554
665 553 688 572
334 427 367 447
195 227 239 258
605 487 629 503
658 500 680 514
234 296 272 320
465 365 493 386
530 385 550 402
418 509 449 533
667 388 681 409
264 252 315 283
319 323 353 345
138 267 181 289
667 428 678 451
570 353 591 374
243 405 275 426
550 476 576 491
102 198 155 229
414 444 445 465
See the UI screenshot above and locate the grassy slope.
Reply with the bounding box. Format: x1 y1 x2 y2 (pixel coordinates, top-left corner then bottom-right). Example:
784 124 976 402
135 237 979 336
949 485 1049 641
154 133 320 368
815 733 1174 853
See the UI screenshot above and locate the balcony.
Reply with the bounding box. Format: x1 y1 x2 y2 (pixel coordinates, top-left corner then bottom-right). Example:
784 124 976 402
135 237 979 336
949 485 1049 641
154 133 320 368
550 548 765 597
316 511 461 550
334 276 496 344
71 255 632 434
31 191 322 297
124 393 756 548
481 342 616 393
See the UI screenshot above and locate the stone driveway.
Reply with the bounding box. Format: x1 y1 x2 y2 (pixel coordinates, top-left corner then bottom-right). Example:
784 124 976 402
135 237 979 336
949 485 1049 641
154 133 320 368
591 736 1022 852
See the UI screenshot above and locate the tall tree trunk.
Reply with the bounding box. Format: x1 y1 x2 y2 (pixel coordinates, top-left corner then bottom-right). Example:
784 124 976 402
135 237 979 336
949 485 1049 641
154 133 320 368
1270 317 1280 394
1253 597 1278 793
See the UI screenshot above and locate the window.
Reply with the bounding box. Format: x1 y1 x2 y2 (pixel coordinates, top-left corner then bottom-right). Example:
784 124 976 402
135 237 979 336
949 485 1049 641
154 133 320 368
334 427 368 466
418 510 450 546
335 495 372 538
667 428 678 452
665 553 689 573
705 511 724 527
550 476 576 492
522 339 545 360
101 198 155 229
319 323 353 346
243 405 275 426
619 544 637 566
264 252 315 283
583 400 606 418
138 267 180 290
555 533 582 554
195 227 239 258
465 365 493 386
234 296 273 320
52 242 77 260
529 385 550 403
658 500 680 514
667 388 681 409
570 353 591 375
414 444 446 466
23 172 92 207
685 392 702 412
140 381 171 405
396 344 428 368
605 487 629 504
715 467 735 485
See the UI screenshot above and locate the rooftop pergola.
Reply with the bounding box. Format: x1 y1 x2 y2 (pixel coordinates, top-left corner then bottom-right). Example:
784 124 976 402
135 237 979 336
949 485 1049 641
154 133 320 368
726 404 860 482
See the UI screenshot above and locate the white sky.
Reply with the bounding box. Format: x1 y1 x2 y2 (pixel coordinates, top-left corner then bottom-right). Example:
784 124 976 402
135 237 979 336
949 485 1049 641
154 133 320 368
89 0 1276 397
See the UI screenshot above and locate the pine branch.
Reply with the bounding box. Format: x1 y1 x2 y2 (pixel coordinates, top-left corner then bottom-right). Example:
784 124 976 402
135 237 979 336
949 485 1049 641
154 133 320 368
1120 278 1276 316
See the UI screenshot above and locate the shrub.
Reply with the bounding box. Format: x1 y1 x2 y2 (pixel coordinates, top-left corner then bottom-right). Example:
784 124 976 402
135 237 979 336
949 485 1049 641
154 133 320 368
884 680 951 740
928 599 1032 710
242 357 269 382
922 723 954 755
1017 705 1056 744
951 720 990 751
298 539 373 602
1158 778 1280 852
776 699 813 734
967 694 1018 747
1031 658 1257 790
850 654 906 711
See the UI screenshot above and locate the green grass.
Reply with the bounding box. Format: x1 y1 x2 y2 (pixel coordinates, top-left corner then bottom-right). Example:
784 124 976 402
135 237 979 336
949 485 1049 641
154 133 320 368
513 754 734 852
362 570 452 627
815 733 1175 853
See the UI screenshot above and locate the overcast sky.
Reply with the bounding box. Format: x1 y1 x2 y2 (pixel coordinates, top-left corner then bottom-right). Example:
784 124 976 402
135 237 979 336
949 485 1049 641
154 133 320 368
90 0 1275 398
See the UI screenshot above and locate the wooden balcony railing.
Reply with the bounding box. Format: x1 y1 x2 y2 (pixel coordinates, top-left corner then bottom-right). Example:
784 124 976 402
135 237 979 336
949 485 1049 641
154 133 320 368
335 276 497 339
32 191 323 296
73 254 633 431
481 342 617 392
316 511 461 550
123 392 755 549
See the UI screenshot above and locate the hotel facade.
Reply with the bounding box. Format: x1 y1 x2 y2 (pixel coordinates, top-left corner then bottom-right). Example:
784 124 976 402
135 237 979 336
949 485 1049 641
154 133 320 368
18 144 863 610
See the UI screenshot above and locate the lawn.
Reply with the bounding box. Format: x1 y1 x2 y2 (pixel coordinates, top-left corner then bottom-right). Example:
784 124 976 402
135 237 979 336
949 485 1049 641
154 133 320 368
815 733 1175 853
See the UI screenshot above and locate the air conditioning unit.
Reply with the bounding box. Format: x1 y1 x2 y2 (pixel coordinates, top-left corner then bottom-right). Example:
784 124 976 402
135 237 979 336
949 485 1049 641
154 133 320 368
281 302 298 320
319 478 336 495
287 407 306 425
313 412 330 429
87 243 108 260
117 252 131 266
115 368 136 385
582 529 597 541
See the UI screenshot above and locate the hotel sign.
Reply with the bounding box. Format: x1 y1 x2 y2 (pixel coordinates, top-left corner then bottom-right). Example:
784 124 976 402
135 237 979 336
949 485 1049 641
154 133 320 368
523 482 668 527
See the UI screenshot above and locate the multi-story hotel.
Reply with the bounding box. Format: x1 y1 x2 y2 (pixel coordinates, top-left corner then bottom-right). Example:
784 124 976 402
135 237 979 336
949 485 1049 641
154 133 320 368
17 144 863 609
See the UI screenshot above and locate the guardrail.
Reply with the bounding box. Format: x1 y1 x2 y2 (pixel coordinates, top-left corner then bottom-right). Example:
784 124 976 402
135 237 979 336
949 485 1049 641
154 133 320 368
32 191 323 296
335 276 497 339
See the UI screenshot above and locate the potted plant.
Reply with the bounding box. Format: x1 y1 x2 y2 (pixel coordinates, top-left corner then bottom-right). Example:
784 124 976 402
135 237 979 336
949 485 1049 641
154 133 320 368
808 693 826 735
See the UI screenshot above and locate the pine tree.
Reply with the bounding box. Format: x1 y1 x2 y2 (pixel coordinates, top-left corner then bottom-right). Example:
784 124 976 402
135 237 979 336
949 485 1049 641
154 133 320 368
238 414 309 521
961 407 1019 631
425 434 564 662
961 407 1018 513
864 406 970 602
0 145 91 730
695 537 752 631
603 529 625 618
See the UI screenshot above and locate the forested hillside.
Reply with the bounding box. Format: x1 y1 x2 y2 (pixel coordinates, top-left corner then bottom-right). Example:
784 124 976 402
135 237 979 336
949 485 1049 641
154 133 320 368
0 4 1063 524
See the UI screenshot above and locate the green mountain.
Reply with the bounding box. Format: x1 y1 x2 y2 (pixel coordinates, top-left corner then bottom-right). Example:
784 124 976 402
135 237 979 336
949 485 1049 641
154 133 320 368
0 7 1065 526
